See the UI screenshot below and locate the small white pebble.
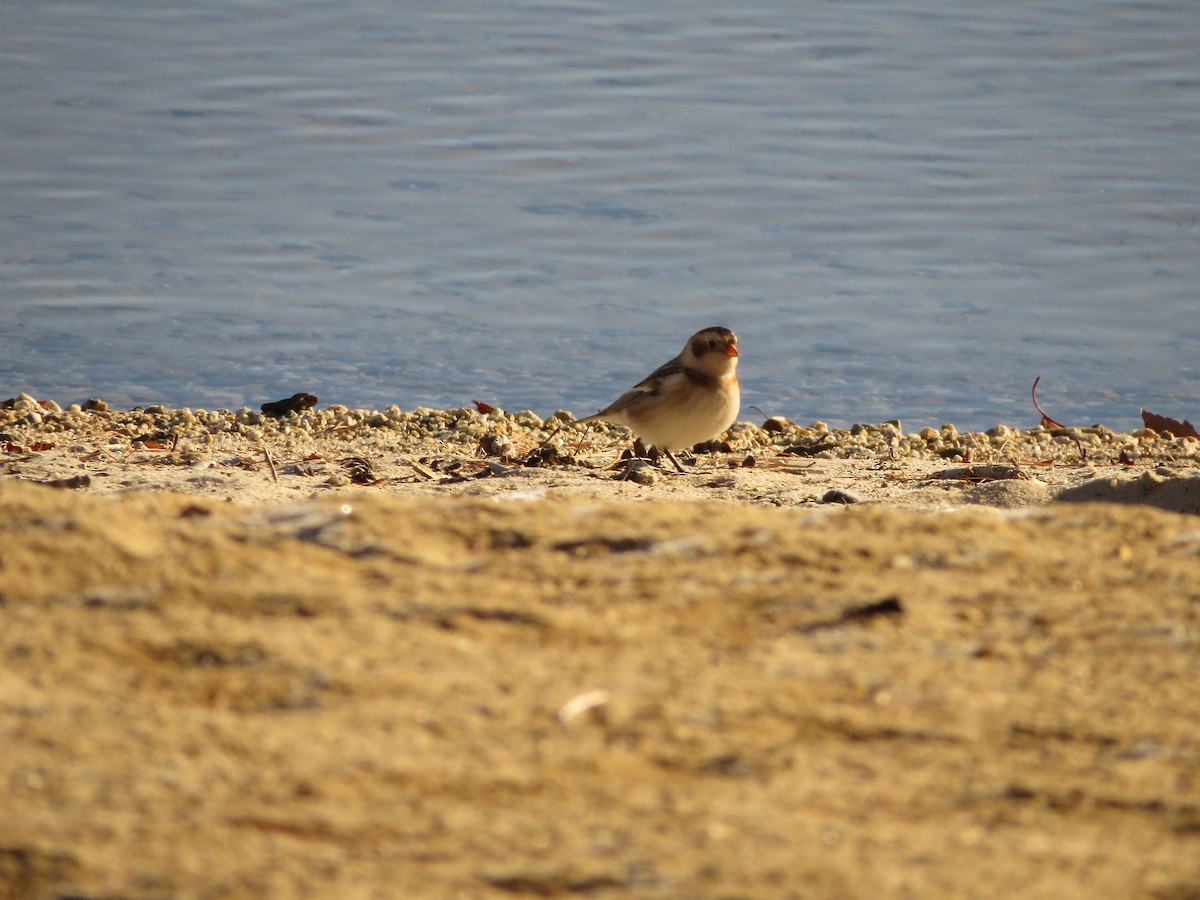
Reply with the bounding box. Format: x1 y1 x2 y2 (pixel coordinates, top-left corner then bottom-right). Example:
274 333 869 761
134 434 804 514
558 689 610 726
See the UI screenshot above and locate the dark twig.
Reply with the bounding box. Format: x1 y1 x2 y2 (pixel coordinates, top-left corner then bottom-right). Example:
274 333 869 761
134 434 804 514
1031 377 1064 429
1031 377 1087 462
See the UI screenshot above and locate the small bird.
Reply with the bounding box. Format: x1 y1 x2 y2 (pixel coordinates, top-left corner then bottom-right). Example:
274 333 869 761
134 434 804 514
579 326 741 472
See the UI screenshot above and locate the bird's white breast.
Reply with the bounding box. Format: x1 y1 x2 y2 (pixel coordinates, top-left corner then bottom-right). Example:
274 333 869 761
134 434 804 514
611 373 740 451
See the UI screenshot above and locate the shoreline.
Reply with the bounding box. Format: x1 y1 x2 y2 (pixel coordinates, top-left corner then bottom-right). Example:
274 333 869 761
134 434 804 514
3 392 1198 511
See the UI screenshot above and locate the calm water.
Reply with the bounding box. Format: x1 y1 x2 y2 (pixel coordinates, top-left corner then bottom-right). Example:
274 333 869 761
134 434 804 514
3 1 1198 430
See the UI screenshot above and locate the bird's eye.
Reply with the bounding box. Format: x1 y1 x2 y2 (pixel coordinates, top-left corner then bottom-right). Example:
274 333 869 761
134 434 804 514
707 339 717 349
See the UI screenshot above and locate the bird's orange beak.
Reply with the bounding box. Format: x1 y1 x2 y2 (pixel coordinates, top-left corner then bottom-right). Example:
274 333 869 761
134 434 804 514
725 344 739 358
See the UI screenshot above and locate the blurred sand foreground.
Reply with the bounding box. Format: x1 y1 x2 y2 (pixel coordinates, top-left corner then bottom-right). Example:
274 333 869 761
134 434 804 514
2 407 1200 898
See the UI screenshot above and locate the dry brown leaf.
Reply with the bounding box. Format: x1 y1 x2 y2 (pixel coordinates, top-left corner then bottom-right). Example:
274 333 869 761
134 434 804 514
1141 409 1199 439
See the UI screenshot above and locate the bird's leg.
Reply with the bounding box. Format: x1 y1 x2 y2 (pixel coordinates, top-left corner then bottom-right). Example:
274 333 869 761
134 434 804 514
664 449 687 474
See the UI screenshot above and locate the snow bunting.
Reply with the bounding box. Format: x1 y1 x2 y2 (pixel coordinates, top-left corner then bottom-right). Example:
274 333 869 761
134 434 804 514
579 326 740 472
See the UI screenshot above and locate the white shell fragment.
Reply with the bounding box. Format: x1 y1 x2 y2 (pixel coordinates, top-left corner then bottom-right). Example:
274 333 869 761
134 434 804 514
557 689 611 726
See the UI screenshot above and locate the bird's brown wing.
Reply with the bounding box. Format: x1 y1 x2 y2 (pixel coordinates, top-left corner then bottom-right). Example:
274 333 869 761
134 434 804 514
582 357 688 420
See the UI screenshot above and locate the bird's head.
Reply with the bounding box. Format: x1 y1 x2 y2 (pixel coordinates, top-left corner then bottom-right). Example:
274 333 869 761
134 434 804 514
683 326 739 375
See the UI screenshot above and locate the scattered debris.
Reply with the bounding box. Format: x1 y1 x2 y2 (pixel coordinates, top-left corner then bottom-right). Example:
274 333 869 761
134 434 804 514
409 460 439 481
929 465 1028 484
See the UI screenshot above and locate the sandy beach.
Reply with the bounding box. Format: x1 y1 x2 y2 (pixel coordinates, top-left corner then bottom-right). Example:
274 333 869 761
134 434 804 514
2 395 1199 898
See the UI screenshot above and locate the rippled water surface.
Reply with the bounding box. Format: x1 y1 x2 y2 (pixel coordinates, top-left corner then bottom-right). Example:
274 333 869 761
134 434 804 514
3 1 1198 429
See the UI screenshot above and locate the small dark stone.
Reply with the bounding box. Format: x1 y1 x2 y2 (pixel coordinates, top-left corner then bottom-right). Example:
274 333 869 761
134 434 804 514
821 489 861 505
523 446 573 467
791 596 904 634
477 461 515 478
479 433 514 458
261 392 319 418
554 536 656 555
699 752 753 777
82 398 109 411
617 459 659 485
490 529 533 549
40 474 91 490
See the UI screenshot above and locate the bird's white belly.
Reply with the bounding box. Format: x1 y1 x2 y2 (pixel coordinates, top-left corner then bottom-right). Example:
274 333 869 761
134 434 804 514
614 378 740 450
